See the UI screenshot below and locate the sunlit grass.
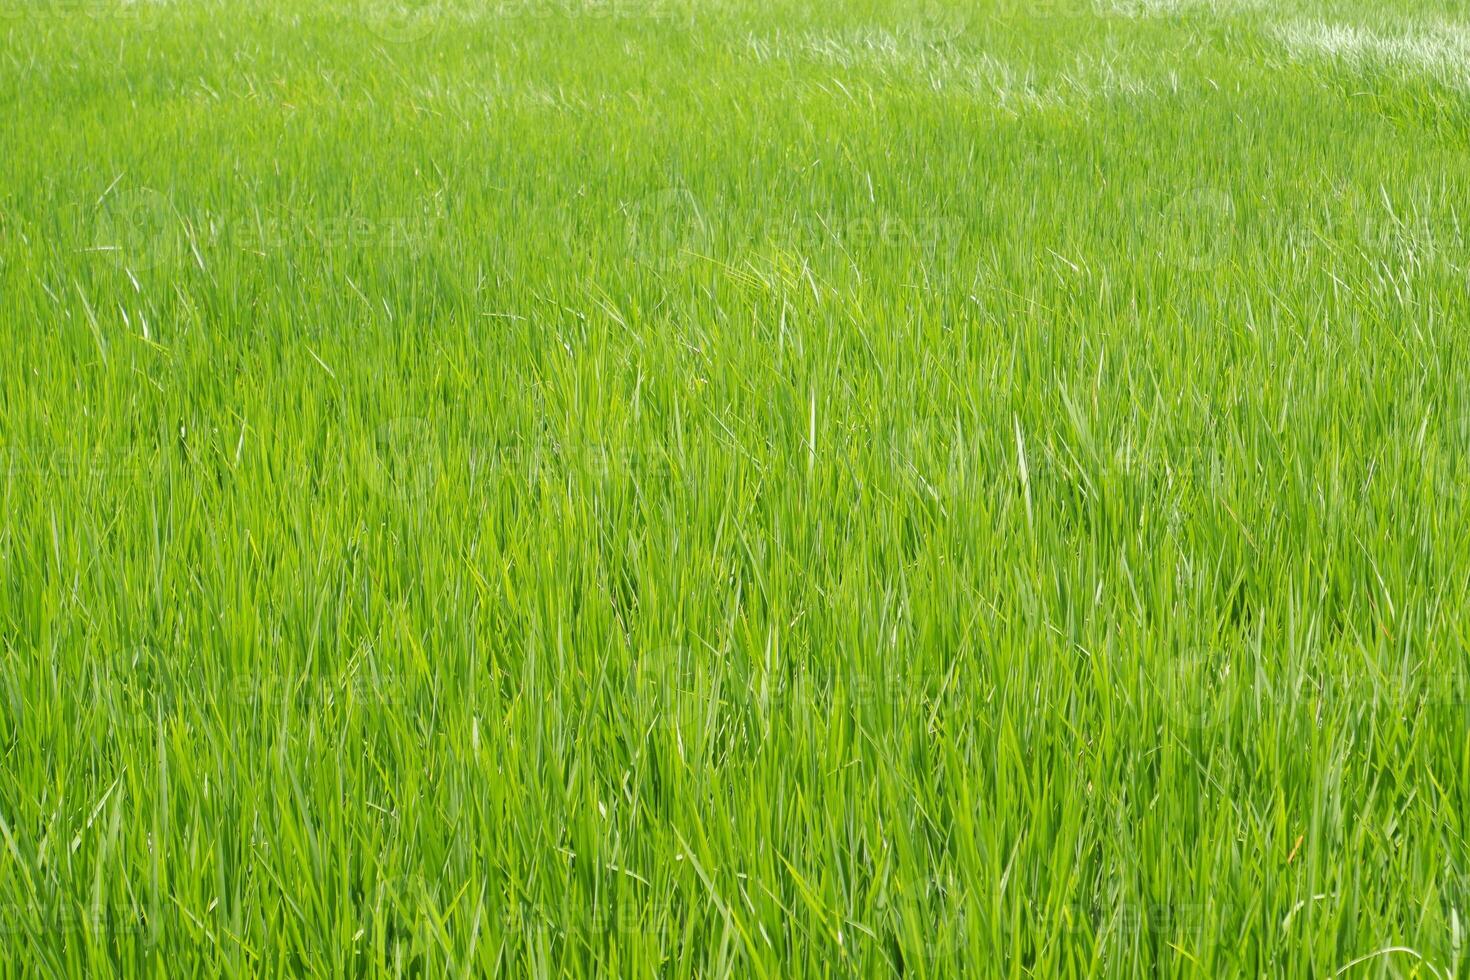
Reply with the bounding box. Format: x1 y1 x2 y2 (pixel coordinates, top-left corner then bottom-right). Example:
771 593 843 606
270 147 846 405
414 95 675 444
2 0 1470 975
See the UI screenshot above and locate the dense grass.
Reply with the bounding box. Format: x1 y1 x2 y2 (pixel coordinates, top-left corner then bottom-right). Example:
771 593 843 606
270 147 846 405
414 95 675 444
3 0 1470 975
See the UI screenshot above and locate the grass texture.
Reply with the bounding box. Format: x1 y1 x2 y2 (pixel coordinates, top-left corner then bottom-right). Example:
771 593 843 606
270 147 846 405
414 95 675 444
3 0 1470 975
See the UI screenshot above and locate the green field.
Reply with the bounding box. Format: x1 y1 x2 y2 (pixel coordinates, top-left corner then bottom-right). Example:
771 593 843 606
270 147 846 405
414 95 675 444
3 0 1470 975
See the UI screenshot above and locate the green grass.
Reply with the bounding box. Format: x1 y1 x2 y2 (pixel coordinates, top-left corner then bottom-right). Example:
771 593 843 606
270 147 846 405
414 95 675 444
3 0 1470 975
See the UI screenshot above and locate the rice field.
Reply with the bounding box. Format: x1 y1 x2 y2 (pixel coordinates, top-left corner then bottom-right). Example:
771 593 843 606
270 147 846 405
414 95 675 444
3 0 1470 975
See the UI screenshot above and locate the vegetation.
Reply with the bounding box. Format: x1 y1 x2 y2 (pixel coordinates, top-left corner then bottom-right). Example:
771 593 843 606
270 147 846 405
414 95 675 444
2 0 1469 974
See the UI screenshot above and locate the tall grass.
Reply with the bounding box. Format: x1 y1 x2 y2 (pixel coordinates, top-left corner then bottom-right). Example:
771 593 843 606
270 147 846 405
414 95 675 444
2 0 1469 975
